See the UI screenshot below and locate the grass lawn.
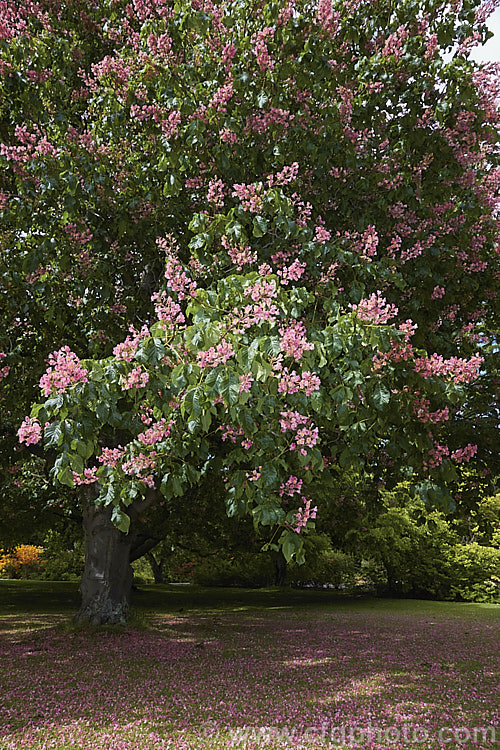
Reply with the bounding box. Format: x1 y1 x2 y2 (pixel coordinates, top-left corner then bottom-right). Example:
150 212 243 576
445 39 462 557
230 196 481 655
0 581 498 749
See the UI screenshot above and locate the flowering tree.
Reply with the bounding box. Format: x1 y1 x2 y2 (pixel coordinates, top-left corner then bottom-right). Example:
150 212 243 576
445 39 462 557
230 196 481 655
2 0 499 622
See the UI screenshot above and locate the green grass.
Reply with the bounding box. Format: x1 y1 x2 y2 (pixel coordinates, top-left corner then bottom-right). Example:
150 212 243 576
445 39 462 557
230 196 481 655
0 581 498 749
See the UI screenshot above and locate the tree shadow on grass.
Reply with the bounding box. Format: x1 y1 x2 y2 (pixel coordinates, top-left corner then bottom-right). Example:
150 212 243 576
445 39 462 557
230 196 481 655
0 593 498 749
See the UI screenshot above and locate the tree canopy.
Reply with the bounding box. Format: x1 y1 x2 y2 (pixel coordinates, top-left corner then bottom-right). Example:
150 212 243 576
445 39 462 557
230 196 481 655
1 0 498 620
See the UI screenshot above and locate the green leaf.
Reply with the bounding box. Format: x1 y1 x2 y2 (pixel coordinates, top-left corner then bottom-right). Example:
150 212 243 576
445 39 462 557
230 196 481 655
280 531 303 563
163 172 181 197
373 382 390 411
252 215 268 237
57 465 74 488
96 401 110 422
111 506 130 534
201 410 212 432
261 462 278 489
182 387 202 418
216 372 240 406
45 422 63 448
257 90 269 108
69 453 84 475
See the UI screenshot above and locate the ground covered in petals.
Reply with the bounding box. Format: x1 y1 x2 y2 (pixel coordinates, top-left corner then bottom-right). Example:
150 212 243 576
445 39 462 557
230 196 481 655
0 583 498 749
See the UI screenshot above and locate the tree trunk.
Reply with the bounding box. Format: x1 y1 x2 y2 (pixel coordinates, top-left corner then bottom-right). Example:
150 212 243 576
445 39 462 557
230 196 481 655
75 488 134 625
147 551 166 584
272 550 287 586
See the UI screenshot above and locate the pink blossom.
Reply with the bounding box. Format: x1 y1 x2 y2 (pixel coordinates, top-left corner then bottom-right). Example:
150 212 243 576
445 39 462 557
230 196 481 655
294 497 318 533
98 447 125 467
122 452 157 488
451 444 478 463
279 321 314 361
151 291 185 329
280 475 303 497
207 177 225 207
138 419 172 446
414 353 484 384
121 367 149 390
18 417 42 446
239 373 254 393
113 326 150 361
72 468 98 485
197 340 234 368
219 425 244 443
277 260 306 285
39 347 88 396
431 286 445 300
350 292 398 325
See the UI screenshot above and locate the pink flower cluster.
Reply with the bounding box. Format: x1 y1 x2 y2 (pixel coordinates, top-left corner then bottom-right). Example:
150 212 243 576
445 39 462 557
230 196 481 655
98 447 125 467
382 24 409 60
138 419 172 446
291 425 319 454
231 182 263 213
209 81 234 112
151 291 185 329
39 347 88 397
72 468 98 485
121 366 149 390
251 27 275 71
164 257 197 300
316 0 340 33
245 278 277 303
207 177 225 207
431 285 445 300
197 340 234 368
372 320 416 371
277 259 306 285
280 475 303 497
279 321 314 361
113 325 150 361
157 236 197 300
350 292 398 325
245 468 261 481
279 410 319 455
219 425 244 443
17 416 42 445
414 353 484 384
425 442 449 470
161 111 181 139
294 498 318 533
314 225 331 243
239 373 254 393
222 235 257 269
451 444 478 463
413 397 450 424
277 368 321 396
279 410 309 432
122 452 157 488
267 162 299 187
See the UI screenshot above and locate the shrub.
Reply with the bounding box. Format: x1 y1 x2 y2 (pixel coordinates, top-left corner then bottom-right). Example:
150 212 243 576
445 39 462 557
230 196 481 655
0 545 45 579
192 552 274 587
447 543 500 603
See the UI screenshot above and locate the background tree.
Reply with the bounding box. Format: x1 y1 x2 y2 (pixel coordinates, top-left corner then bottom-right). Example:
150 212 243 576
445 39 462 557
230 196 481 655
2 0 498 622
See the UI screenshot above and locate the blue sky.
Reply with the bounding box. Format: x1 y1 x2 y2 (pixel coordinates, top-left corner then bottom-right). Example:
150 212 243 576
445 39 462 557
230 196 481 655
470 6 500 63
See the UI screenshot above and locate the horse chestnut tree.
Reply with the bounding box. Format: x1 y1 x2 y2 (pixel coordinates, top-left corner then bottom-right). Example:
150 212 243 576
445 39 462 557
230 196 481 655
1 0 498 622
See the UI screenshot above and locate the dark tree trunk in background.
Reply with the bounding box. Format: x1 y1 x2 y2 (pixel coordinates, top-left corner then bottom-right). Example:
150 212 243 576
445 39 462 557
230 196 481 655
273 550 287 586
75 487 134 624
147 551 166 584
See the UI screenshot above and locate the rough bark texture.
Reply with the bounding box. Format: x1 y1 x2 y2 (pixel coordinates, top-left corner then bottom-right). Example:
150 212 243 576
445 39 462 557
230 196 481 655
75 488 134 625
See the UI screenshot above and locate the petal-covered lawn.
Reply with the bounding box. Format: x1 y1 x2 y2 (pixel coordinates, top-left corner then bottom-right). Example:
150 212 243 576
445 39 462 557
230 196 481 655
0 584 498 749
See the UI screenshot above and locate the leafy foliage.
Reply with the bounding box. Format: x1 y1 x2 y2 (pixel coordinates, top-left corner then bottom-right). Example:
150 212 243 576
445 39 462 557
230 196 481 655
1 0 498 569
